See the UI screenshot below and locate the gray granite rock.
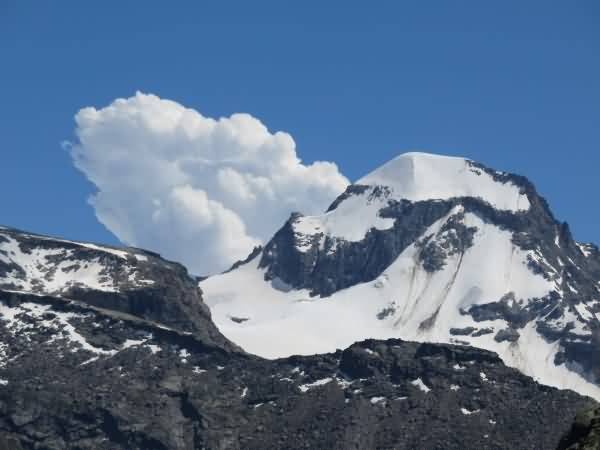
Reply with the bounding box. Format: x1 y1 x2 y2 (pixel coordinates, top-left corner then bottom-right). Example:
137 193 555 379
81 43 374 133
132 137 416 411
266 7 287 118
0 290 594 450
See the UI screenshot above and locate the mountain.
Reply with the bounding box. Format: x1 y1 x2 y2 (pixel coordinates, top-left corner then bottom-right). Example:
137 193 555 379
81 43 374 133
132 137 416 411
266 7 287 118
0 286 593 449
1 152 599 448
201 152 600 400
0 225 596 449
0 226 235 352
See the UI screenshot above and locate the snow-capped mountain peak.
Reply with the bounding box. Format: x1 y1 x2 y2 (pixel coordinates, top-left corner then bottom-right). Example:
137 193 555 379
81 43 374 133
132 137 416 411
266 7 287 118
357 152 530 212
284 152 532 260
201 152 600 400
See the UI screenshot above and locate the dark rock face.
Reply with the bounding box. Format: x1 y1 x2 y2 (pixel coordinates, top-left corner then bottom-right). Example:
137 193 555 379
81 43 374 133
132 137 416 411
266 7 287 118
465 292 534 328
0 290 594 450
494 328 520 343
259 195 460 297
558 405 600 450
417 211 478 273
450 327 476 336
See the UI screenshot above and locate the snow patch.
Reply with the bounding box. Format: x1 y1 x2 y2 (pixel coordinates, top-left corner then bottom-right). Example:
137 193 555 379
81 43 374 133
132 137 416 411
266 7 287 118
335 377 353 389
80 356 99 366
74 242 129 259
577 243 592 258
411 378 431 393
574 303 594 322
298 377 333 393
0 302 117 356
292 185 395 249
0 232 155 296
145 344 162 354
122 339 147 349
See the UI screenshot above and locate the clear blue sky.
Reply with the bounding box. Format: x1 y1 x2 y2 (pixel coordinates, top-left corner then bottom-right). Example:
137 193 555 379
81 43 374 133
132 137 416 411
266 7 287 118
1 1 599 246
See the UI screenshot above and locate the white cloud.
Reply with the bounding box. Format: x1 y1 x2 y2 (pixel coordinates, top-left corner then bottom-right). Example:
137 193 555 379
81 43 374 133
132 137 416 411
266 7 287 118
68 92 349 274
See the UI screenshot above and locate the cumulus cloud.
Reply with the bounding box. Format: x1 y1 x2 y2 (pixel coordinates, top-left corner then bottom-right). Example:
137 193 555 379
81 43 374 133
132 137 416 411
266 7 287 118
68 92 349 274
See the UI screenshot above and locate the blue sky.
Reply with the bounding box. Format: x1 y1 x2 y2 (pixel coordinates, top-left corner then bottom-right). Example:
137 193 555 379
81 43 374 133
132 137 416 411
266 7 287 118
1 1 599 250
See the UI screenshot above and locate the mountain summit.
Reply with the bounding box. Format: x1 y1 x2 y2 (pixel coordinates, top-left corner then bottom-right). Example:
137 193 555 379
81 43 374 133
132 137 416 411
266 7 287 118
201 152 600 400
357 152 530 211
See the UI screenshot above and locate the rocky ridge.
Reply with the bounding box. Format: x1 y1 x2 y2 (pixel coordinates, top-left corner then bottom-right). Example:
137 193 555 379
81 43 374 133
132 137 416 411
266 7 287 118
0 226 234 352
0 289 594 449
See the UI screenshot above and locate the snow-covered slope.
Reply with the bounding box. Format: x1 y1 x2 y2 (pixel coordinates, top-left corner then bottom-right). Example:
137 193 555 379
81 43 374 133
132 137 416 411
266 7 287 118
357 152 530 211
201 152 600 400
0 229 152 294
0 226 235 348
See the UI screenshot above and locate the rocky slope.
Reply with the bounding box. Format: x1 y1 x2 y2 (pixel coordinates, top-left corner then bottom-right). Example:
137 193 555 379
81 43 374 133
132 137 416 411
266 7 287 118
201 152 600 400
0 288 594 449
559 405 600 450
0 226 234 352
